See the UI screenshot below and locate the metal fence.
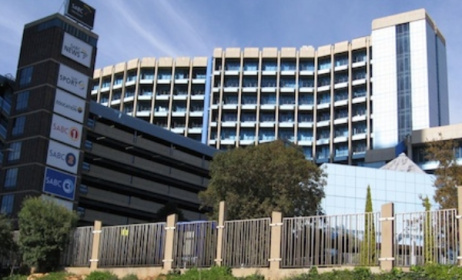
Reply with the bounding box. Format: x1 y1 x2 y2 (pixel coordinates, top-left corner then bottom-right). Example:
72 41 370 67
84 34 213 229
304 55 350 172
7 207 456 270
281 212 381 267
61 226 94 267
172 221 217 268
394 209 459 266
98 222 165 267
222 218 271 268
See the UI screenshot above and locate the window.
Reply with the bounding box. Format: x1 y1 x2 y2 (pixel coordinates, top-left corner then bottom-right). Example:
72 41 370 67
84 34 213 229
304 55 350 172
16 91 30 111
19 66 33 87
8 142 22 161
12 116 26 136
0 195 14 214
4 168 18 188
141 69 154 80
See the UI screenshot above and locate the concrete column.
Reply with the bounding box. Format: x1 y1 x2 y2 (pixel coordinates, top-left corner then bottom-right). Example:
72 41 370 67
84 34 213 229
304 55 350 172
269 211 283 272
163 214 178 271
457 186 462 266
215 201 226 266
380 203 394 271
89 220 102 270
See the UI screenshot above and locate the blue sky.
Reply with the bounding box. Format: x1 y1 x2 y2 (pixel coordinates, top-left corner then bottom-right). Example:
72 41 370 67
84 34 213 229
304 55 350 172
1 0 461 123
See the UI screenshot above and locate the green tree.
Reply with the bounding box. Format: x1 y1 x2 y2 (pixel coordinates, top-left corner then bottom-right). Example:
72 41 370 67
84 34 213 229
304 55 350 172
360 185 376 266
0 214 16 259
199 140 326 220
425 134 462 209
18 197 79 272
422 196 435 263
155 201 186 222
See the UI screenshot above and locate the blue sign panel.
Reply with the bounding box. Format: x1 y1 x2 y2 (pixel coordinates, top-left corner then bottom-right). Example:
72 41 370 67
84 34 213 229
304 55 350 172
43 167 76 200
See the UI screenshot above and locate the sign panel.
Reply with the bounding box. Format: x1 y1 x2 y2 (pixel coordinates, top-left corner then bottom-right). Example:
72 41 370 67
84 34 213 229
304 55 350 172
43 167 76 200
46 140 80 174
54 89 86 123
57 64 88 99
65 0 96 30
50 114 83 148
62 33 93 68
41 195 74 211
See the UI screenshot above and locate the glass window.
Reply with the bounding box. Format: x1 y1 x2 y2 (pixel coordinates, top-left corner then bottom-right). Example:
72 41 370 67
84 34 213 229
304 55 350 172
113 74 123 86
8 142 21 161
141 68 154 80
101 77 111 88
240 128 255 140
19 66 33 87
299 59 314 71
0 195 14 214
12 116 26 136
16 91 30 111
4 168 18 188
126 71 137 82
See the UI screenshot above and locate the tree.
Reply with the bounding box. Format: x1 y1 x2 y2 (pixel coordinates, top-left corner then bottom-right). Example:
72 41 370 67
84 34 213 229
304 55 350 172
360 185 376 266
155 201 186 222
18 197 79 272
425 134 462 209
0 214 16 259
422 196 435 263
199 140 326 220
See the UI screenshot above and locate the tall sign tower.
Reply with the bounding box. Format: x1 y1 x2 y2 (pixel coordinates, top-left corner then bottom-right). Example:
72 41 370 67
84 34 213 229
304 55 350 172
0 0 98 217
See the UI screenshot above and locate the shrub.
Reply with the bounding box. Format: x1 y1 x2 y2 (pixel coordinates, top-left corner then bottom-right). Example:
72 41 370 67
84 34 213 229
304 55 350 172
18 197 79 272
1 275 27 280
120 274 138 280
166 266 235 280
86 271 118 280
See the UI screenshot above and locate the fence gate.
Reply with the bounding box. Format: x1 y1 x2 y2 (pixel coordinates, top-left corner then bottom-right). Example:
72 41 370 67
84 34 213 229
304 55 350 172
222 218 271 268
172 221 217 268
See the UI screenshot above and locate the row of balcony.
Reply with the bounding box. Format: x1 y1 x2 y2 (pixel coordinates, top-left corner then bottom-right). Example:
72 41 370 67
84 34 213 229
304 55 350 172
215 55 368 72
96 76 207 91
213 74 368 88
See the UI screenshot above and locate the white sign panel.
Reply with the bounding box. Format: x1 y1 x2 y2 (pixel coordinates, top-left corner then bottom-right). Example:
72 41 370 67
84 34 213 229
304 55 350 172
46 140 80 174
61 33 93 68
50 114 83 148
41 195 74 211
54 89 86 123
57 64 88 99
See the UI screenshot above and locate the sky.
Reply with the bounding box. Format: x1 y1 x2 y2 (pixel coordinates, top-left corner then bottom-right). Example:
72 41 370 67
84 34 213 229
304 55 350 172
1 0 461 123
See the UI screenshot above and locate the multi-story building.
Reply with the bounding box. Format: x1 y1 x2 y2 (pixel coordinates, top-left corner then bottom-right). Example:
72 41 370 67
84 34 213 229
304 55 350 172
79 102 216 225
91 57 210 143
91 9 448 166
0 75 14 169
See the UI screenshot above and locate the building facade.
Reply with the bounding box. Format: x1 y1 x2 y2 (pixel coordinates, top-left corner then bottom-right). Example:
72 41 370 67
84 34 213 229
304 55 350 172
322 155 436 216
91 9 448 166
0 75 14 171
91 57 210 143
79 102 216 225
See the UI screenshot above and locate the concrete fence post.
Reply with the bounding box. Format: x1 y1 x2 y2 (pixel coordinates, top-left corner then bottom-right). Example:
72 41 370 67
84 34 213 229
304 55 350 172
269 211 283 275
215 201 226 266
163 214 178 271
89 220 102 270
457 186 462 266
379 203 394 271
